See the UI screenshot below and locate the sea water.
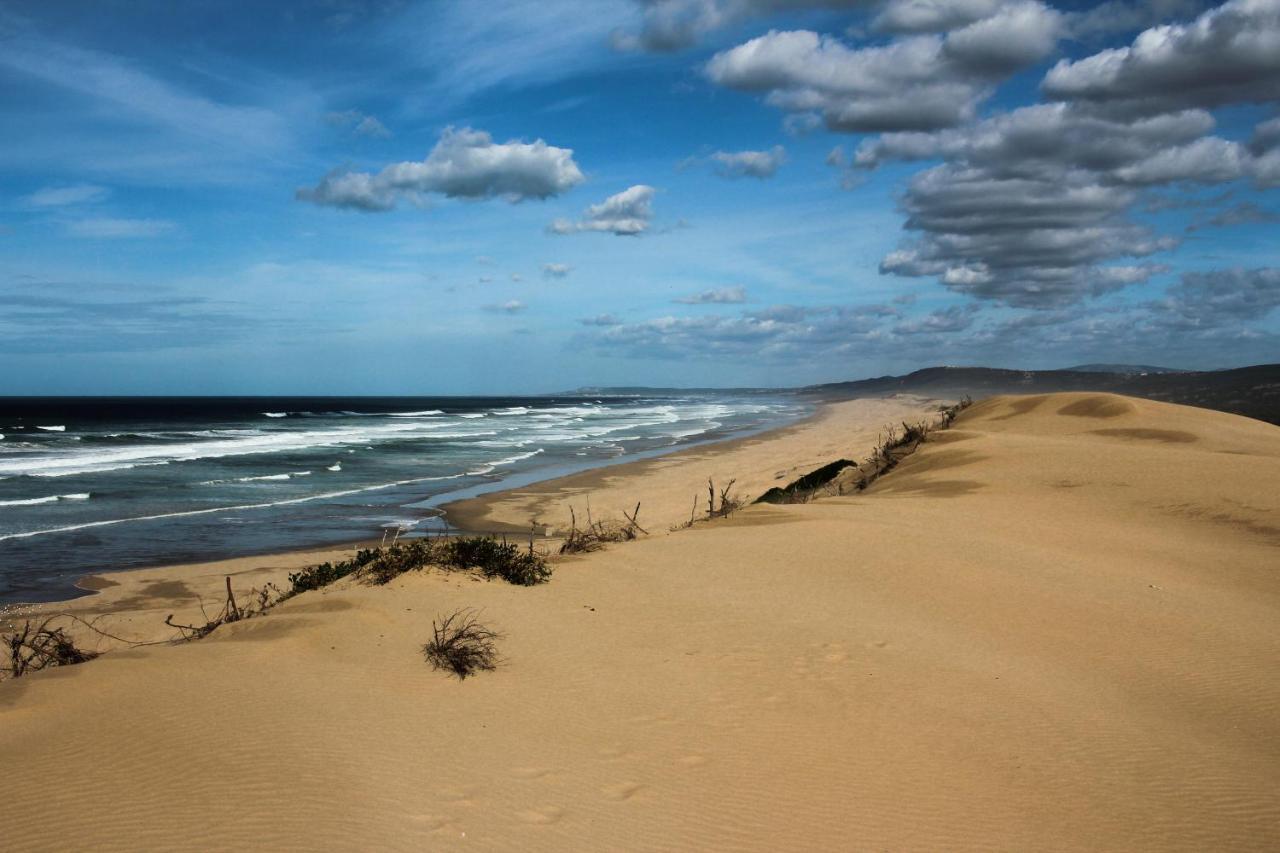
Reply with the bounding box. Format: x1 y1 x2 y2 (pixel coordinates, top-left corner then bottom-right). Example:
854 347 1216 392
0 394 807 603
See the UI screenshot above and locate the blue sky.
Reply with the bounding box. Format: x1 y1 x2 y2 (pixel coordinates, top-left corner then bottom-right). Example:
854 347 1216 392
1 0 1277 394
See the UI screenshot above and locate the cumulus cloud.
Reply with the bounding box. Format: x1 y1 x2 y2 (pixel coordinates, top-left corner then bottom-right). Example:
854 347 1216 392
674 285 748 303
1250 115 1280 154
1043 0 1280 115
65 218 177 238
1065 0 1209 39
850 89 1280 306
873 0 1005 33
855 105 1225 175
879 164 1174 306
706 4 1061 132
23 184 109 208
709 145 787 178
1114 137 1250 184
550 185 656 236
298 126 585 212
325 109 392 138
614 0 875 52
542 262 574 278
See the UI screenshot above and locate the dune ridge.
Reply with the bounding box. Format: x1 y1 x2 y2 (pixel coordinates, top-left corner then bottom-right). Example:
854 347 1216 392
2 392 1278 851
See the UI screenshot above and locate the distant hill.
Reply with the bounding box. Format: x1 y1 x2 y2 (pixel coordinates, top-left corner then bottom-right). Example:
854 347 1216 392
1063 364 1187 375
805 364 1280 426
562 386 769 396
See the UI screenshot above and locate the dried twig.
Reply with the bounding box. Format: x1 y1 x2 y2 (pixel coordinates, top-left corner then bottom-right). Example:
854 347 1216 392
423 609 501 679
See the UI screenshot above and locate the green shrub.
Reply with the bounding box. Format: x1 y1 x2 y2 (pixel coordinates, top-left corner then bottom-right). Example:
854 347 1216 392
441 537 551 586
287 547 382 593
360 539 440 585
286 536 550 595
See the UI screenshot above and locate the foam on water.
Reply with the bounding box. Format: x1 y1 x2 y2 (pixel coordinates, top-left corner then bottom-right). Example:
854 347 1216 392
0 393 809 601
0 493 89 507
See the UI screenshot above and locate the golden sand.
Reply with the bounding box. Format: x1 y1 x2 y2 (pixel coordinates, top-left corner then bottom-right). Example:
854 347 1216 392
2 392 1278 851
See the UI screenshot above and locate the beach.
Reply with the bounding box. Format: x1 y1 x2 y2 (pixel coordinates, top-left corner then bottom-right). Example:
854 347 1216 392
2 391 1278 851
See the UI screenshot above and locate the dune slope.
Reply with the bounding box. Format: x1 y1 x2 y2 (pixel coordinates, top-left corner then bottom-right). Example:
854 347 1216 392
1 392 1278 851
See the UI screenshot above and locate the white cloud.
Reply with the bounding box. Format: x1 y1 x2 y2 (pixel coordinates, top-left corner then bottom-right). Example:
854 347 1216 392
674 285 748 303
1065 0 1208 39
23 184 110 208
550 185 656 235
705 7 1061 133
299 126 585 211
873 0 1004 33
1043 0 1280 114
708 145 787 178
614 0 876 52
65 218 177 239
1115 137 1250 184
940 1 1062 74
542 262 574 278
484 299 527 313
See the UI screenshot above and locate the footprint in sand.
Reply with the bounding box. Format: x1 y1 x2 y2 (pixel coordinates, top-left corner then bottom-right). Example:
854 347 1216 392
602 782 645 801
516 806 565 825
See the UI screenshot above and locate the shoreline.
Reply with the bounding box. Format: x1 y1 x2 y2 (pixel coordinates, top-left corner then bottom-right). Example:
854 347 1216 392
2 394 935 635
0 393 940 647
437 394 945 537
1 398 823 613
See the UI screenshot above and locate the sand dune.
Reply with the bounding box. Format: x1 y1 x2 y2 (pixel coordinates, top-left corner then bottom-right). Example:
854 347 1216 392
2 392 1278 851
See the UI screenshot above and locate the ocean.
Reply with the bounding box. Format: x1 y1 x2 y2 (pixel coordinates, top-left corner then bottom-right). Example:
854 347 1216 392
0 394 807 604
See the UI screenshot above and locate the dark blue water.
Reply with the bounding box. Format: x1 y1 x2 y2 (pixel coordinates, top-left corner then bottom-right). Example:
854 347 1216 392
0 394 807 603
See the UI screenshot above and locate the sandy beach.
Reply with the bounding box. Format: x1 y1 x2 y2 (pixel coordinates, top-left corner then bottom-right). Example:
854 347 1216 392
2 391 1278 851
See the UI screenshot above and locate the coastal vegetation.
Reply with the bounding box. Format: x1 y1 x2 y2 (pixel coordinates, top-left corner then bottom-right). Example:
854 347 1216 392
757 396 972 504
559 500 648 554
3 617 99 679
287 535 551 593
422 608 502 680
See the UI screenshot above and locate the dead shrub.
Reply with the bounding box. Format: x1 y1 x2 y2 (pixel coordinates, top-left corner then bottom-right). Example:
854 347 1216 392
423 609 501 680
707 478 741 518
2 618 99 680
560 500 647 554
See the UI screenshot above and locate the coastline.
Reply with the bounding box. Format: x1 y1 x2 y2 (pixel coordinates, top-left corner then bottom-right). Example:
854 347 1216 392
438 394 940 535
0 396 822 615
2 391 1279 849
1 394 938 642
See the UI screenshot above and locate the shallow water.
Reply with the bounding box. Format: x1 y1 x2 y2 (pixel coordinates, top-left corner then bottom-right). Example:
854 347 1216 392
0 394 807 603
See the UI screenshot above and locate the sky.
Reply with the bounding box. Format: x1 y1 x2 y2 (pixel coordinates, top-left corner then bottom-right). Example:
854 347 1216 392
1 0 1278 394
